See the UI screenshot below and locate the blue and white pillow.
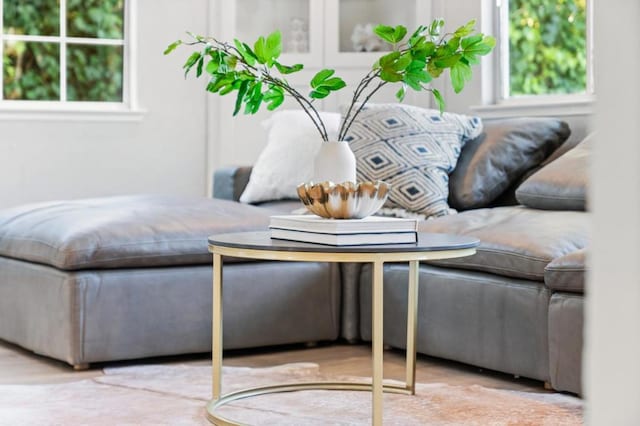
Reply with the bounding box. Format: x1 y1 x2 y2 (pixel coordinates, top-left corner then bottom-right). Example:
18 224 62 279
344 104 483 217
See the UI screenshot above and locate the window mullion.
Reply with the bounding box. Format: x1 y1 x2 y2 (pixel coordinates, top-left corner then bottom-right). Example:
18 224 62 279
60 0 67 102
586 0 594 94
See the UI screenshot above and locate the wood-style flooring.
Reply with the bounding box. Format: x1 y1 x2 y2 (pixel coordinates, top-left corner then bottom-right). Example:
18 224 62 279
0 339 545 393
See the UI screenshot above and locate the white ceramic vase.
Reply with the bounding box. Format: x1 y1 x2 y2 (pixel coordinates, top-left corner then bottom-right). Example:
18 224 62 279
312 140 356 183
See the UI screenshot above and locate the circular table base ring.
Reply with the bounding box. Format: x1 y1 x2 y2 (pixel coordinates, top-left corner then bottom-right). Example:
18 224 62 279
206 381 413 426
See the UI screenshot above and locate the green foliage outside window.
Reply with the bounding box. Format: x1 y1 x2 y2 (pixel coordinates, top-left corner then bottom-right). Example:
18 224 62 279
509 0 587 96
2 0 124 102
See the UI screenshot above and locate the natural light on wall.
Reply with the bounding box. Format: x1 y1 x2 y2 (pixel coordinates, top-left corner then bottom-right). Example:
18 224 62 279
501 0 590 99
0 0 125 104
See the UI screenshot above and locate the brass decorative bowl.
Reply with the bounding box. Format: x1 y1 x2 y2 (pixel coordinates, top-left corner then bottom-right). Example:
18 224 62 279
296 181 390 219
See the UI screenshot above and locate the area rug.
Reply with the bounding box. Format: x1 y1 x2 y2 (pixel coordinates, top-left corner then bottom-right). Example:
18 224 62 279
0 363 582 425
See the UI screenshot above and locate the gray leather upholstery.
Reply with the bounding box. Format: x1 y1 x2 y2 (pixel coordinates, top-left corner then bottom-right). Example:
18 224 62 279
545 249 587 294
213 166 253 201
548 293 583 394
516 134 591 211
420 206 589 281
0 195 271 270
449 118 570 210
0 256 341 365
359 264 551 382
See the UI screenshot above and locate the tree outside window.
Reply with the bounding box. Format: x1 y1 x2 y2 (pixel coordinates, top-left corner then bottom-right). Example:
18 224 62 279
1 0 125 102
507 0 588 97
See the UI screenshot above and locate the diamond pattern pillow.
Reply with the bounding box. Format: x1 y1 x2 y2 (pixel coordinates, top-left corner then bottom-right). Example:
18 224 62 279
344 104 483 217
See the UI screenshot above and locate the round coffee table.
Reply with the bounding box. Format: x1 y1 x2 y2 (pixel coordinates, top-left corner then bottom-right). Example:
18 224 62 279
206 231 479 426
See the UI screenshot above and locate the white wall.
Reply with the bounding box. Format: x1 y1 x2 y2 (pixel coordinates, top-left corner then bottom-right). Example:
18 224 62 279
0 0 209 209
586 0 640 423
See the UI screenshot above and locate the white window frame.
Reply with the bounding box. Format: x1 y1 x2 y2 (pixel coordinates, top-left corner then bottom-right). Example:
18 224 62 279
474 0 594 118
0 0 142 120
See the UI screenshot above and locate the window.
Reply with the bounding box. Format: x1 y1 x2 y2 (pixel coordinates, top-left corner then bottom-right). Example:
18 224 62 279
0 0 126 104
498 0 592 100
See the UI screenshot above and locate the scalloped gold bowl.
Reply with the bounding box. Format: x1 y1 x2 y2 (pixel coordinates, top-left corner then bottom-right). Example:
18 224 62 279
296 181 390 219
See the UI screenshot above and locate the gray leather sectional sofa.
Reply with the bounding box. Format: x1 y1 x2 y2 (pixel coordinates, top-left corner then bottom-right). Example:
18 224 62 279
0 117 588 395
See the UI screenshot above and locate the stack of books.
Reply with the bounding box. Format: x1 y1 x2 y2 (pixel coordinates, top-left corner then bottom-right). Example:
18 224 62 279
269 214 418 246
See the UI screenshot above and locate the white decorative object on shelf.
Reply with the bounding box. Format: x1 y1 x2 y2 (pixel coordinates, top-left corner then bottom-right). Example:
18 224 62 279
350 23 384 52
287 17 309 53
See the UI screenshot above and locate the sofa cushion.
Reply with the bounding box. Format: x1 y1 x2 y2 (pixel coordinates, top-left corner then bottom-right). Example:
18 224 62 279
345 103 483 217
419 206 589 281
516 134 591 211
0 195 271 270
544 249 587 294
239 110 341 203
448 118 571 210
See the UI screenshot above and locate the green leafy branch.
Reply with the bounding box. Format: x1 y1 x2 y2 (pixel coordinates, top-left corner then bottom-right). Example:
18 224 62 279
339 20 495 139
165 31 345 141
166 19 495 142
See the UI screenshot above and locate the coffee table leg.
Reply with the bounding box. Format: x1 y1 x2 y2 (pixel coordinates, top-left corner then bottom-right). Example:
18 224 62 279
372 260 384 426
406 260 419 394
212 253 223 401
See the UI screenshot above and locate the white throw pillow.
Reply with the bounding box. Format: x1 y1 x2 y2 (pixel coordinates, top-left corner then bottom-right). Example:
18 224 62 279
239 110 341 203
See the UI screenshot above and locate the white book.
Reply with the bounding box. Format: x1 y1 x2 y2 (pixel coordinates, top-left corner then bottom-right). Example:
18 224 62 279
269 214 418 235
270 228 417 246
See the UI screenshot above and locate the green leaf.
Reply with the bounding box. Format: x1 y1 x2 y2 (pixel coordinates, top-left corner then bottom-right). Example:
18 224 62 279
380 69 403 82
263 85 285 111
409 25 427 46
311 69 335 88
403 60 431 90
464 36 496 56
450 60 472 93
379 51 401 68
309 86 330 99
275 61 303 74
183 52 202 77
432 88 445 114
244 81 263 114
434 53 462 68
196 56 204 77
375 25 407 43
323 77 347 90
453 19 476 38
391 52 412 72
374 25 396 43
233 80 250 116
205 59 219 74
461 34 483 50
253 36 268 64
392 25 408 43
446 36 461 52
396 85 406 102
266 30 282 60
164 40 182 55
233 39 256 66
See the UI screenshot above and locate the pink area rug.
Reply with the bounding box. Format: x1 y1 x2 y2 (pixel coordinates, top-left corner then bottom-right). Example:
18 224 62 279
0 363 582 425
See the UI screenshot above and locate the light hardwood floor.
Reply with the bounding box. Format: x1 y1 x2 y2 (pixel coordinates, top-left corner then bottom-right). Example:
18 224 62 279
0 339 545 393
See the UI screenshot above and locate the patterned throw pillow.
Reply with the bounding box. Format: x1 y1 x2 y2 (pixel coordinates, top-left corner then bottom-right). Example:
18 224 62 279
344 104 483 217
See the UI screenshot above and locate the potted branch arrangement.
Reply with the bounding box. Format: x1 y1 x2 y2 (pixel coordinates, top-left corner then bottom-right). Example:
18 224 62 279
166 19 494 183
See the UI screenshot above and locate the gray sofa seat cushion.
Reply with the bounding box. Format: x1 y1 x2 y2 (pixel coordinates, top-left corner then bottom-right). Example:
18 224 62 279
419 206 589 281
544 248 587 293
516 134 591 211
0 195 271 270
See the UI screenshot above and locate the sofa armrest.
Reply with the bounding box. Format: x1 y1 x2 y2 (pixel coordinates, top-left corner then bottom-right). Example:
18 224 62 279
212 166 253 201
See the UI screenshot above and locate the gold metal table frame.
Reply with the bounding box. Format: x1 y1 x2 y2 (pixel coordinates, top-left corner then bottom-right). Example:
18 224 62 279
206 233 477 426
